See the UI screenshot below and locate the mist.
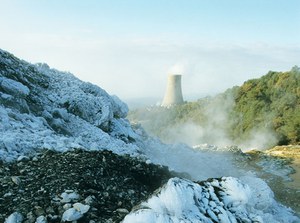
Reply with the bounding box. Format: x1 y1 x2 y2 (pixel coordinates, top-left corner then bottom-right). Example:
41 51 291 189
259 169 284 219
130 90 279 151
143 139 244 181
162 121 278 151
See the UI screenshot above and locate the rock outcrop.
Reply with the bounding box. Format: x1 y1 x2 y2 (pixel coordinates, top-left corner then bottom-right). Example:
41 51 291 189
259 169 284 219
0 49 140 162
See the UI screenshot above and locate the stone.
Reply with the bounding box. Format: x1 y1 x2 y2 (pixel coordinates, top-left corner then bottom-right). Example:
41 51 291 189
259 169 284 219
11 176 21 185
73 203 90 214
60 191 79 203
35 216 47 223
5 212 23 223
61 208 82 222
26 212 35 223
34 206 45 216
116 208 129 214
63 204 72 210
45 207 55 214
47 215 59 222
32 157 38 162
4 192 13 197
17 156 30 162
84 195 95 205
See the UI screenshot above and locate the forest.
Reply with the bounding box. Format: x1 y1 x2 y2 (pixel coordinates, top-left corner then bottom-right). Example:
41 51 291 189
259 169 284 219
129 66 300 148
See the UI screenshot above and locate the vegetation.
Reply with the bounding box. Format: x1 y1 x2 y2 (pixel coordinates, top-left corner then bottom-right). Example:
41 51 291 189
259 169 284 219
129 66 300 147
231 66 300 145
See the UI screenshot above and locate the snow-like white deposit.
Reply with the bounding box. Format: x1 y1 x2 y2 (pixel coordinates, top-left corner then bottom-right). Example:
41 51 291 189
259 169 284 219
123 177 298 223
0 49 140 161
1 49 299 222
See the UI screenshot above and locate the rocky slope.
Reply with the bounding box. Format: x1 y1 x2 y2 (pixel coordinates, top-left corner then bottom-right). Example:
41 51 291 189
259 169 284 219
0 149 173 222
0 49 141 162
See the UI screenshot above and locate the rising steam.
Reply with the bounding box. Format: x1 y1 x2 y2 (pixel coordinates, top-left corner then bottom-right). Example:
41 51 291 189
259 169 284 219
168 63 185 75
134 90 279 151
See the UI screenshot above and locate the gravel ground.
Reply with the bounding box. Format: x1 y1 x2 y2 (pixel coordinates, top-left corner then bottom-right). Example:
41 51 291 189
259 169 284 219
0 149 174 222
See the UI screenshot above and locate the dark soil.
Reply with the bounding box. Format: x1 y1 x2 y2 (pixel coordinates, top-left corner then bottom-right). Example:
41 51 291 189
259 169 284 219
0 149 174 222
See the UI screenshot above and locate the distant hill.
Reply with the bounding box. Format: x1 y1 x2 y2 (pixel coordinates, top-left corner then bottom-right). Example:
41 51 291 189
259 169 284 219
129 66 300 148
229 66 300 145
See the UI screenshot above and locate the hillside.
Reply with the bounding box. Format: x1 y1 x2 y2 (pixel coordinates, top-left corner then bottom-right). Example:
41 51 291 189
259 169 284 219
0 49 141 162
129 67 300 148
231 67 300 146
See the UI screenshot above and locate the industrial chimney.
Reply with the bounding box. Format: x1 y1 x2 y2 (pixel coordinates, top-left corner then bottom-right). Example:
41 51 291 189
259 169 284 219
161 74 184 107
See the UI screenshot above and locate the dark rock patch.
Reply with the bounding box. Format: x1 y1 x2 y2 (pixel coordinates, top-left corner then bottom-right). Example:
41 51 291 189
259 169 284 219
0 149 174 222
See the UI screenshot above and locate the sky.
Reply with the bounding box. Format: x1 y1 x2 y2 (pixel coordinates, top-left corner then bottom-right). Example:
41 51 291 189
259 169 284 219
1 0 299 105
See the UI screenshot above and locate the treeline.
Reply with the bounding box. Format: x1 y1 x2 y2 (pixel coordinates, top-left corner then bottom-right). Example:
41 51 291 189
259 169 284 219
230 66 300 145
128 66 300 147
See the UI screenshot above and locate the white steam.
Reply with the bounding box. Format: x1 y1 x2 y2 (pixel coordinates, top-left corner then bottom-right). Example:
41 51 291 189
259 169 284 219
239 128 278 151
154 92 278 151
168 63 185 75
144 139 243 181
161 122 278 151
160 121 232 148
167 60 195 75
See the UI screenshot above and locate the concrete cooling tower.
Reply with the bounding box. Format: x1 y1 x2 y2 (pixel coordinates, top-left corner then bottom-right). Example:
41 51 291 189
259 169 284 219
162 74 184 107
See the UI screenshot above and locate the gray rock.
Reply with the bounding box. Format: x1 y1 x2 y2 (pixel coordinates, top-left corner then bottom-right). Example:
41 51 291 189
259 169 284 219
17 156 30 162
35 216 47 223
11 176 21 185
25 212 35 223
61 208 82 222
5 212 23 223
33 206 45 216
84 195 95 205
60 191 80 203
116 208 129 214
73 203 90 214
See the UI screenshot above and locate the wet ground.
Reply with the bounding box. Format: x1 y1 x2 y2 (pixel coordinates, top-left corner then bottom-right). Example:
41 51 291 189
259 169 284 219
246 146 300 216
287 159 300 190
281 158 300 215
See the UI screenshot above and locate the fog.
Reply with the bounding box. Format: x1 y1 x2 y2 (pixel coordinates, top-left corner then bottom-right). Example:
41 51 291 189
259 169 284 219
131 90 279 151
163 121 279 151
144 140 244 181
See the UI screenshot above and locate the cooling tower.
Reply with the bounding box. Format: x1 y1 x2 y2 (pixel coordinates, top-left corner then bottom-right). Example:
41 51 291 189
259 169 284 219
162 74 184 107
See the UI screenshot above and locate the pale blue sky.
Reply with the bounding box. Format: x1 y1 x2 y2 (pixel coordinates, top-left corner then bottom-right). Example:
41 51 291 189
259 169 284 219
1 0 299 103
